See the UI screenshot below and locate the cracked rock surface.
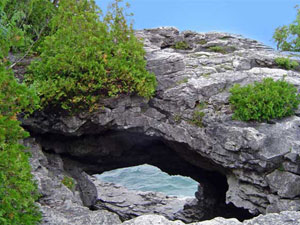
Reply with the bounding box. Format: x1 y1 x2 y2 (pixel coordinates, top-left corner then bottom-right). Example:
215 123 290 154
25 138 121 225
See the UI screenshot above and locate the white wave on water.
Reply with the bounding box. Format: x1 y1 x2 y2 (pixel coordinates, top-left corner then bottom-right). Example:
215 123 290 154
96 164 198 197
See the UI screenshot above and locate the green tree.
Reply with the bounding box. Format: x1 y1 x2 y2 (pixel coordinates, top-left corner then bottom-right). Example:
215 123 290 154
1 0 56 68
0 67 40 225
27 0 156 112
0 2 41 224
273 6 300 51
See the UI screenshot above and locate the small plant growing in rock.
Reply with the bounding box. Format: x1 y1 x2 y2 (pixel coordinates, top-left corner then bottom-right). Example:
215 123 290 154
197 39 207 45
202 73 211 78
228 46 237 52
219 36 232 40
190 111 205 127
277 164 285 172
208 46 227 54
62 176 75 191
196 102 207 110
275 57 299 70
176 77 189 85
229 78 300 122
173 41 190 50
173 114 182 123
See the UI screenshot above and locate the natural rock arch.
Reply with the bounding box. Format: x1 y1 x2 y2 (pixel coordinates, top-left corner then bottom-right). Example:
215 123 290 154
31 129 252 222
22 27 300 223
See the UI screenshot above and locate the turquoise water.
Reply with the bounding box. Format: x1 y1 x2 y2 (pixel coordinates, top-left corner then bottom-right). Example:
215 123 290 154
96 164 198 197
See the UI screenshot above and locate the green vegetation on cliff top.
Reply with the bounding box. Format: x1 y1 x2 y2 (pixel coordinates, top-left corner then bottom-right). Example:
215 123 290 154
229 78 300 122
26 0 156 112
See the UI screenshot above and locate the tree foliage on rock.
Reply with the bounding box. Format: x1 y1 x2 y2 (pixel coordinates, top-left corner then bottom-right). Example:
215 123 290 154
273 6 300 51
27 0 157 112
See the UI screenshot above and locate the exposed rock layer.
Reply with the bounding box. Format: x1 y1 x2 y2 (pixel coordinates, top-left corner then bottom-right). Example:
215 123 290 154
23 27 300 222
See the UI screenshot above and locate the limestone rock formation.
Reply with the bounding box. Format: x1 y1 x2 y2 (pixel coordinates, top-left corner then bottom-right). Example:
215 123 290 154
25 138 121 225
93 178 195 222
121 211 300 225
22 27 300 223
26 136 300 225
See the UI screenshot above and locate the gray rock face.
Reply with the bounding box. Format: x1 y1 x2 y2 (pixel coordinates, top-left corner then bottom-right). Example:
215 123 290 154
93 178 198 223
23 27 300 220
266 170 300 198
243 211 300 225
25 138 121 225
121 211 300 225
27 136 300 225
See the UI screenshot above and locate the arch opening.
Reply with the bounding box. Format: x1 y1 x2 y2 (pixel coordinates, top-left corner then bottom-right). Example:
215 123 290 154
96 164 199 197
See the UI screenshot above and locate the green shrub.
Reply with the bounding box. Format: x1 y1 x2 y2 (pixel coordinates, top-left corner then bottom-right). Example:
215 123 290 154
26 0 156 112
275 57 299 70
219 36 232 40
0 143 41 225
176 77 189 85
197 39 207 45
208 46 226 54
196 102 207 110
62 176 75 191
0 4 41 222
190 111 205 127
277 164 285 172
172 41 190 50
0 67 41 225
173 114 181 123
229 78 300 121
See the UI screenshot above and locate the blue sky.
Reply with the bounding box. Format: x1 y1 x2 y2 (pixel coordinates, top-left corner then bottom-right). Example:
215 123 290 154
95 0 299 48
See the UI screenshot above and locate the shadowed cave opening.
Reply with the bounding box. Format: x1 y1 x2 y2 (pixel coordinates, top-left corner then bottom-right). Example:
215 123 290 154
33 130 254 222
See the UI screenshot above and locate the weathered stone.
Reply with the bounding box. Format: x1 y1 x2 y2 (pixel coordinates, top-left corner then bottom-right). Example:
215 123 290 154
267 194 300 213
266 170 300 198
244 211 300 225
226 175 266 214
121 215 186 225
121 211 300 225
93 178 195 223
25 138 121 225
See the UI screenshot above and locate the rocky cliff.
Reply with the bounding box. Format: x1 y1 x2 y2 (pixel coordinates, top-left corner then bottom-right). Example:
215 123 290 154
22 27 300 224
